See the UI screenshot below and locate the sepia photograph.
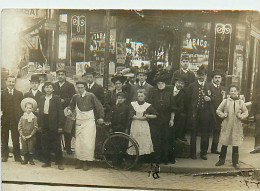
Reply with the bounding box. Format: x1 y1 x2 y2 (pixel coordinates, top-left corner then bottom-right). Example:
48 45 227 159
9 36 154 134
1 4 260 191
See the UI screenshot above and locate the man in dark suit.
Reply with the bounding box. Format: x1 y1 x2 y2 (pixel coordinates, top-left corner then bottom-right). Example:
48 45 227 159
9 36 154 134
129 68 154 103
187 65 212 160
24 74 44 160
1 75 23 162
171 55 195 88
53 69 76 154
209 71 225 154
82 67 104 105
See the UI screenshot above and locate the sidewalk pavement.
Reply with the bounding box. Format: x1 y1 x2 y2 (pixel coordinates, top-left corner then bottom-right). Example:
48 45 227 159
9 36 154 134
59 136 259 174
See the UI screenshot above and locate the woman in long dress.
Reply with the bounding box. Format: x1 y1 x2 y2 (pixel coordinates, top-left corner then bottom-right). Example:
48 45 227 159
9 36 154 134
215 85 248 169
128 89 157 158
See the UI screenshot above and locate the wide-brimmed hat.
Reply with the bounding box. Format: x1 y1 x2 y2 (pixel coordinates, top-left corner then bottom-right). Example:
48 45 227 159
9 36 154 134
20 98 38 112
155 74 169 83
30 74 40 82
211 70 223 77
44 81 55 88
111 75 127 84
83 67 96 76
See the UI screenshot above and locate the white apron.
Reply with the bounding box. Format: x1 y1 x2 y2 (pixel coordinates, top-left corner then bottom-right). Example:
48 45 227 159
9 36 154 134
75 105 96 161
128 102 154 155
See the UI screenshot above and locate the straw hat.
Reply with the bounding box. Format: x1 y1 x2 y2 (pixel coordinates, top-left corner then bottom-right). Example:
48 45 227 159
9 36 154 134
20 98 38 112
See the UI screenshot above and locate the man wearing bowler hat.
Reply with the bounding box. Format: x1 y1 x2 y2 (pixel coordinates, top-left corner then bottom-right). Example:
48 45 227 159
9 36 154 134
24 74 44 160
1 75 23 162
187 65 213 160
209 70 225 154
82 67 104 105
53 69 76 155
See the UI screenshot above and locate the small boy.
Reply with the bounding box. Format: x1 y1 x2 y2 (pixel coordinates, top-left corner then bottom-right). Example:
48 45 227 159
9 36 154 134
18 98 38 165
38 82 64 170
110 92 130 133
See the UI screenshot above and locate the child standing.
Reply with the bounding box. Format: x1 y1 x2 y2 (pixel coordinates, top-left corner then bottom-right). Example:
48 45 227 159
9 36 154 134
18 98 38 165
128 89 157 158
215 85 248 168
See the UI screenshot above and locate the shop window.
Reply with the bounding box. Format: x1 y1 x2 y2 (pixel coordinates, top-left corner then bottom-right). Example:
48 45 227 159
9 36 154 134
181 22 211 72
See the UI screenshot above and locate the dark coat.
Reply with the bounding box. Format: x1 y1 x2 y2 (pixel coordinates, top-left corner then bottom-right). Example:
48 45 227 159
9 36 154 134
86 83 105 105
110 103 130 132
171 69 195 87
24 89 44 105
53 81 76 109
186 81 213 130
1 89 23 126
38 95 63 132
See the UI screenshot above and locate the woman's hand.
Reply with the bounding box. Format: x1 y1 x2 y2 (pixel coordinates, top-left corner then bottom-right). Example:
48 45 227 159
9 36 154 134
223 112 228 118
97 118 104 125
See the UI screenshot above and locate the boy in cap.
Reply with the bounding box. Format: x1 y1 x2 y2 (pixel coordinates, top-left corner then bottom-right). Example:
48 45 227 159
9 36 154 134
186 65 212 160
53 69 76 154
18 98 38 165
210 70 225 154
38 82 64 170
130 68 154 103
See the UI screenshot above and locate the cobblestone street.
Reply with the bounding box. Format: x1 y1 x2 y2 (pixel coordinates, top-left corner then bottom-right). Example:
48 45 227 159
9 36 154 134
2 158 260 191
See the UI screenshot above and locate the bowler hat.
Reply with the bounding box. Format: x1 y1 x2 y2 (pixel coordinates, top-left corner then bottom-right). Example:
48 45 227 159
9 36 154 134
211 70 223 77
30 74 40 82
175 77 185 84
197 65 207 76
111 75 127 84
56 69 66 74
20 97 38 112
76 81 87 86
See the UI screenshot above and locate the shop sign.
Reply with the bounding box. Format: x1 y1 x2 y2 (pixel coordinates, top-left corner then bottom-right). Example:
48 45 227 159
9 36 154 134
76 62 90 76
58 34 67 59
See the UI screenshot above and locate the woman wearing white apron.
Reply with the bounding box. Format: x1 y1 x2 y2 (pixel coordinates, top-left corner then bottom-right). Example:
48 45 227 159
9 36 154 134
67 81 104 171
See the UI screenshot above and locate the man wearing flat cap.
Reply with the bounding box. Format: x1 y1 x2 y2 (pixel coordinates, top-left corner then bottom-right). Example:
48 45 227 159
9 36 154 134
209 70 225 154
186 65 213 160
82 67 104 105
24 74 44 160
129 68 154 103
53 69 76 155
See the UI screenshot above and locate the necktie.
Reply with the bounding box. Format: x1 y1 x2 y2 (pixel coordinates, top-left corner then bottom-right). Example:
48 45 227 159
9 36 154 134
140 83 143 87
88 84 91 89
9 90 13 95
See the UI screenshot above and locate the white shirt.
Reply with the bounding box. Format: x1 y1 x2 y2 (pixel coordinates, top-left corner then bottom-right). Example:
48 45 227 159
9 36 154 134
173 86 180 96
198 80 205 86
7 88 14 95
44 95 52 114
87 81 95 89
181 68 188 73
138 81 146 87
31 89 38 97
212 82 220 88
59 81 65 87
80 90 87 97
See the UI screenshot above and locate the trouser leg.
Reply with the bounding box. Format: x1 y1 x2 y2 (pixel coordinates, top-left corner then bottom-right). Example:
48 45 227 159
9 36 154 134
1 126 10 159
200 130 210 156
219 145 228 161
190 129 197 156
64 132 72 152
211 128 220 152
52 132 63 165
41 131 51 164
10 125 21 159
168 127 175 163
232 146 239 164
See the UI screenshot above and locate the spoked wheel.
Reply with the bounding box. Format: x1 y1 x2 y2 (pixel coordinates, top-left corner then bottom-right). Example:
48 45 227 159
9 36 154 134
102 133 139 170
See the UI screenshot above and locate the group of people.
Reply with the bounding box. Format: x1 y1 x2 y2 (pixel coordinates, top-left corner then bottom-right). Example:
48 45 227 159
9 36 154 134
2 54 256 171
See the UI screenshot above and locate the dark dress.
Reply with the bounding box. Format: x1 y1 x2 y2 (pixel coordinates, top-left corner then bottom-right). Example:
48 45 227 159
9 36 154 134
150 88 175 164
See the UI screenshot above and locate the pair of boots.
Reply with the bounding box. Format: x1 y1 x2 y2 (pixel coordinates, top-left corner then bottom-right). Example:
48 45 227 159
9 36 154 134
75 160 89 171
21 153 35 165
215 145 240 168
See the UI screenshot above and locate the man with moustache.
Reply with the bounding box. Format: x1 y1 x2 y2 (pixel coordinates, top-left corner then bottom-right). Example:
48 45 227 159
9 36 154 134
209 71 225 154
1 75 23 162
187 65 212 160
